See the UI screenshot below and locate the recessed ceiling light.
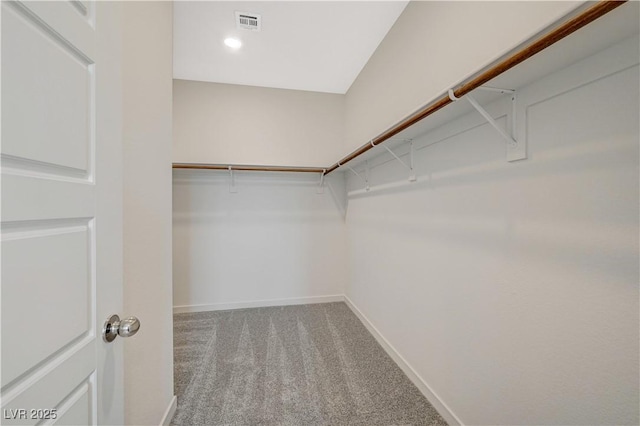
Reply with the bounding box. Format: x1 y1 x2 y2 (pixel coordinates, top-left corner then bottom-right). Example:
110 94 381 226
224 37 242 49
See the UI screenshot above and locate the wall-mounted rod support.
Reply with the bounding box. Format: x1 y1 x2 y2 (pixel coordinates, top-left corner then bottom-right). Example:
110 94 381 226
409 142 414 171
346 166 364 181
476 86 516 94
451 86 520 157
317 170 326 194
228 166 237 193
383 145 410 170
409 142 416 182
382 141 416 182
347 165 370 192
365 161 371 191
465 94 517 146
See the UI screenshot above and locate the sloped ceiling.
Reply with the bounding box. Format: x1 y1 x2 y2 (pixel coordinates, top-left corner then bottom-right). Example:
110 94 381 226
173 1 409 94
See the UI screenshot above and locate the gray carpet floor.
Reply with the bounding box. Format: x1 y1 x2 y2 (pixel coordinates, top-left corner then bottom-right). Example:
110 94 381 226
172 302 447 425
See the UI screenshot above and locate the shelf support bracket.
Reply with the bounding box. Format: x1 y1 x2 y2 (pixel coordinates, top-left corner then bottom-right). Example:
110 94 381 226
317 169 326 194
347 163 370 192
466 94 516 147
449 86 525 162
409 141 416 182
382 141 416 182
228 166 237 193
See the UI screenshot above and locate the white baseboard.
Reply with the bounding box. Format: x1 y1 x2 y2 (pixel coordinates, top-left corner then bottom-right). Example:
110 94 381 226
173 294 345 314
159 395 177 426
343 295 463 426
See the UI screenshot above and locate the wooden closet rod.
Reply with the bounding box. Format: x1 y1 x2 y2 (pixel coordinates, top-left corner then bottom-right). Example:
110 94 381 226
325 0 626 174
173 0 625 175
172 163 325 173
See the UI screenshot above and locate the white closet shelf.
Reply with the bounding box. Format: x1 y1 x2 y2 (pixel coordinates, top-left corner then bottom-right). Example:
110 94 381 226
173 163 325 173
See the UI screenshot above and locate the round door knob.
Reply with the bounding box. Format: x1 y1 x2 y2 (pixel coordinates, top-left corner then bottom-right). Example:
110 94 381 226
118 316 140 337
103 314 141 343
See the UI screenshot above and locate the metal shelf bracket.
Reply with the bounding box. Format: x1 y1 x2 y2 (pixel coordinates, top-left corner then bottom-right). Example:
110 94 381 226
347 162 370 192
449 86 525 162
228 166 237 193
382 140 417 182
317 169 326 194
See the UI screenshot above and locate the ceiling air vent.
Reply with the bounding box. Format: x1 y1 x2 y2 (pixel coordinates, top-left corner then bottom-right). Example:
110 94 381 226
235 12 261 32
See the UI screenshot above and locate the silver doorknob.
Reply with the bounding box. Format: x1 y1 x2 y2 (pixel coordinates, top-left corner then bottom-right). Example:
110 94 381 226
102 314 140 343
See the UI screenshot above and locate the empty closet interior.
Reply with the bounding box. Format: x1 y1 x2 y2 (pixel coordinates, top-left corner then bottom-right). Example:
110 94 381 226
171 2 640 425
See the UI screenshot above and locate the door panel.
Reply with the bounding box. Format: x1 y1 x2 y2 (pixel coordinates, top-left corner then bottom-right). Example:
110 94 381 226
2 346 95 426
1 175 94 221
51 379 93 426
2 222 92 386
2 2 93 172
1 1 121 424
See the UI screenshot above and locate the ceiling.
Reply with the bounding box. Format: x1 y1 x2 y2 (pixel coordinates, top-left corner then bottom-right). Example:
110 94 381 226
173 1 408 94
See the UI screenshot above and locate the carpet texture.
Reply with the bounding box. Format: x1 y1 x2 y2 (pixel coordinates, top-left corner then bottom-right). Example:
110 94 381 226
172 302 447 425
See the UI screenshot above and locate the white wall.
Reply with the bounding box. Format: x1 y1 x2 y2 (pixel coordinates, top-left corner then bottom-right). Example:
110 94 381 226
122 2 175 425
344 1 581 156
345 37 639 425
173 171 347 312
173 80 344 167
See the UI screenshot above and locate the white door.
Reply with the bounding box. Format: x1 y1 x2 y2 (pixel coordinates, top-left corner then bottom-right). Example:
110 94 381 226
2 1 125 424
